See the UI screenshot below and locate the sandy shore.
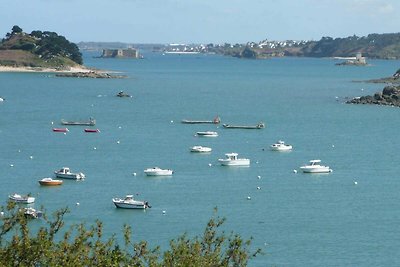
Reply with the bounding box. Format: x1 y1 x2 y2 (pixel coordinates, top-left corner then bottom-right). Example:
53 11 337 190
0 65 95 73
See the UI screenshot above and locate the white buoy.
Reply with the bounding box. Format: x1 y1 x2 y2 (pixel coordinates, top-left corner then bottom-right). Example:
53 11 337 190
247 196 251 200
256 161 259 164
0 211 4 216
51 121 54 125
162 210 166 215
18 149 21 153
29 155 33 159
257 175 261 179
170 120 174 123
63 132 66 135
257 186 261 190
118 126 122 129
76 202 80 206
132 172 137 176
332 144 335 148
208 163 212 167
293 170 297 174
93 147 97 150
117 141 120 144
10 164 14 167
354 181 358 185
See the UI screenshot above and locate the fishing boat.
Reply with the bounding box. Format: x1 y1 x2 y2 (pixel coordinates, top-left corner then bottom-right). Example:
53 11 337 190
190 146 212 153
54 167 85 180
112 195 151 209
196 131 218 137
84 128 100 133
52 128 69 132
61 117 96 126
9 193 35 204
270 140 293 151
218 153 250 166
181 116 220 124
300 160 332 173
144 167 173 176
222 122 265 129
38 178 63 186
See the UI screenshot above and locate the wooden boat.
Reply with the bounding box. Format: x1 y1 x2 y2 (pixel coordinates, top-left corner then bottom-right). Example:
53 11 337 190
181 116 220 124
61 117 96 126
222 122 265 129
53 128 69 132
84 128 100 133
38 178 63 186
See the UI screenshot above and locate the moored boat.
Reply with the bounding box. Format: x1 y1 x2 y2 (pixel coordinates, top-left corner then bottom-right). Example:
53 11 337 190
196 131 218 137
182 116 220 124
53 128 69 132
84 128 100 133
112 195 150 209
23 207 43 219
222 122 265 129
116 91 132 97
9 193 35 204
144 167 173 176
54 167 85 180
218 153 250 166
270 140 293 151
61 117 96 126
300 160 332 173
38 177 63 186
190 146 212 153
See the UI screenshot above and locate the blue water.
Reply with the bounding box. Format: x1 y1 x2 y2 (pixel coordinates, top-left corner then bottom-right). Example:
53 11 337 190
1 52 400 266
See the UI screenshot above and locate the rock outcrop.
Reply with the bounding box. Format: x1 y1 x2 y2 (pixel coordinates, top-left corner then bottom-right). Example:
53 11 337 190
346 85 400 107
55 71 126 79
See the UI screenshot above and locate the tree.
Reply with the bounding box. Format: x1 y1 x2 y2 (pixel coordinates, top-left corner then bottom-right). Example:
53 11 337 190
11 25 23 35
0 204 261 266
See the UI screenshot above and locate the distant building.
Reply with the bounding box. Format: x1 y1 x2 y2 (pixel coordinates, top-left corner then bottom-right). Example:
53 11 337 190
102 48 140 58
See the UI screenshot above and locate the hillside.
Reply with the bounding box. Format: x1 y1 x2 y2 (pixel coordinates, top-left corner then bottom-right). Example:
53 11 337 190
0 26 82 69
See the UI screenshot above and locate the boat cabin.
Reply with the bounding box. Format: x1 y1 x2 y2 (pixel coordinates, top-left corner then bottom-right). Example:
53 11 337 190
225 153 238 160
58 167 71 174
309 160 322 166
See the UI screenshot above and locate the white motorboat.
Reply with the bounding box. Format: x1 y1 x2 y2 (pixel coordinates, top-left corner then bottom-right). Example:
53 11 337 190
270 140 293 151
23 207 43 219
190 146 212 153
9 193 35 204
300 160 332 173
54 167 85 180
112 195 150 209
196 131 218 137
218 153 250 166
144 167 174 176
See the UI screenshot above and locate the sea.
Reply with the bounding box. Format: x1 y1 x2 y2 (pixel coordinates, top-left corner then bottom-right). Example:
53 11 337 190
1 51 400 266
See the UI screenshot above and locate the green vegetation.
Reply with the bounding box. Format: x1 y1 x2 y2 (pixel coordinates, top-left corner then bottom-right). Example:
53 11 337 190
0 204 261 266
0 25 82 68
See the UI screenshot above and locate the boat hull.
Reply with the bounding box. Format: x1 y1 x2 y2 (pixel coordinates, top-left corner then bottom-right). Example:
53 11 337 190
39 178 63 186
196 131 218 137
270 145 293 151
55 173 85 180
113 202 147 209
53 128 69 132
144 170 173 176
190 146 212 153
84 129 100 133
218 159 250 166
300 167 332 173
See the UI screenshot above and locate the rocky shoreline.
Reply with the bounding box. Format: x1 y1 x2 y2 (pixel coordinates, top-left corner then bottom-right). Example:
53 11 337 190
55 71 127 79
346 85 400 107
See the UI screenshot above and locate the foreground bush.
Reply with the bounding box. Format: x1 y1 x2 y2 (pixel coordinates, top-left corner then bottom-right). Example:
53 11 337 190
0 203 261 266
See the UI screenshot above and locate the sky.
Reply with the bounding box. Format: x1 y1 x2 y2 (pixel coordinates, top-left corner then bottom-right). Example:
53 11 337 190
1 0 399 44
